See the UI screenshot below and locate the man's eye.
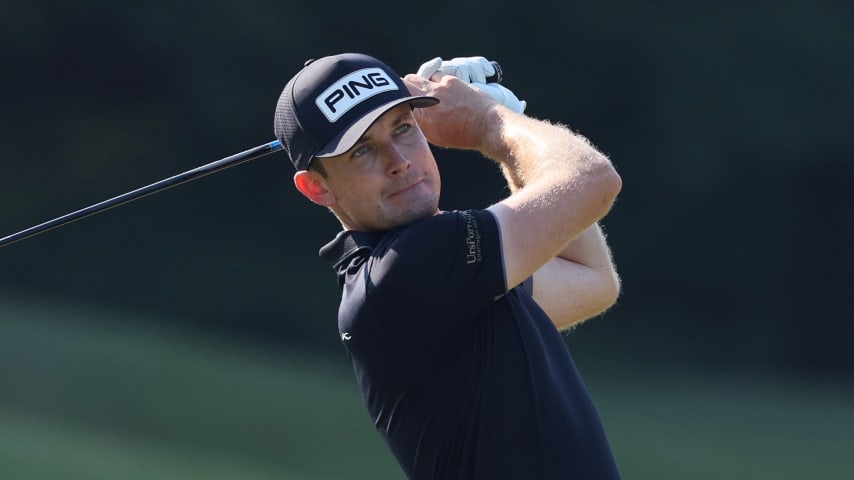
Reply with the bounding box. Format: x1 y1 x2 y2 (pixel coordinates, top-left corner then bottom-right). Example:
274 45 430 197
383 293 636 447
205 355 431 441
395 124 411 135
352 145 370 158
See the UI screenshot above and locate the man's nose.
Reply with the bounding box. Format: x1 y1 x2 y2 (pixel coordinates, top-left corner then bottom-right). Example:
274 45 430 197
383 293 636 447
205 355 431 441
385 145 412 176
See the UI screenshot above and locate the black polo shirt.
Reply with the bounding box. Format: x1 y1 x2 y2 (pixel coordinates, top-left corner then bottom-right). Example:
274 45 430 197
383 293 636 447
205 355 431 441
320 209 621 480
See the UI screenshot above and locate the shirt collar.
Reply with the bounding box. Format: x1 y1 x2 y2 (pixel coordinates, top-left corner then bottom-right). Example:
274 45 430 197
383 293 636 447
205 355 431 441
319 229 385 270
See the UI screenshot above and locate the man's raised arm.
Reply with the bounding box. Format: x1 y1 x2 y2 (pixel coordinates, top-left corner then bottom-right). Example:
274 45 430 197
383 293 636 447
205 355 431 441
405 71 622 323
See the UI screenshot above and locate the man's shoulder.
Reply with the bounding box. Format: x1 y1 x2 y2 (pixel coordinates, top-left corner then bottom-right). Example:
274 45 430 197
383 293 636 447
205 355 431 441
393 209 496 239
322 209 501 290
373 209 497 256
369 209 501 284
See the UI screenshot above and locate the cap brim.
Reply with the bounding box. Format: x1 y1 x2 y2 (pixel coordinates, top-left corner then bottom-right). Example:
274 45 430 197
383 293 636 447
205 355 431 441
314 96 439 159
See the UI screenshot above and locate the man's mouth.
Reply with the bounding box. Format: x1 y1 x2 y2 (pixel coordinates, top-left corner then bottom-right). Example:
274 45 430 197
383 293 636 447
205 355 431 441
388 179 424 198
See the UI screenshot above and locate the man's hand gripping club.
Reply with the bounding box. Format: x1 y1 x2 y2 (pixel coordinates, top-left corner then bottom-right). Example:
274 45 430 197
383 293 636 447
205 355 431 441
416 56 527 113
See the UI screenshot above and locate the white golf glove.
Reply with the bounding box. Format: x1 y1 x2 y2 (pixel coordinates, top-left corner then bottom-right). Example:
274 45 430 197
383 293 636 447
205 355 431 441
416 56 527 113
417 56 496 83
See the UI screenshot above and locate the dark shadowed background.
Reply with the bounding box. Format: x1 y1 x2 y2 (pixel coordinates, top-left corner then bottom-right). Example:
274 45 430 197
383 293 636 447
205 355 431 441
1 2 852 479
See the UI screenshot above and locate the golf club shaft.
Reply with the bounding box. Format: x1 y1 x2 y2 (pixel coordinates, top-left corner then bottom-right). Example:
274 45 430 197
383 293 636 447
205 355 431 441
2 60 506 248
0 140 283 248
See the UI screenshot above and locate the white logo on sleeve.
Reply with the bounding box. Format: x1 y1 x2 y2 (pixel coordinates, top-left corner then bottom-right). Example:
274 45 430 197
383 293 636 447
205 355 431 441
341 332 352 341
316 68 399 122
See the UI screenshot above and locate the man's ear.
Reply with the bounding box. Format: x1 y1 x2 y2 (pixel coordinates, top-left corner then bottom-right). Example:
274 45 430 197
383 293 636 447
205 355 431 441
294 170 335 206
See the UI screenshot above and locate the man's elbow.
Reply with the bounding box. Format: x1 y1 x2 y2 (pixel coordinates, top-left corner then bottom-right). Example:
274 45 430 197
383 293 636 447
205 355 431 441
602 269 622 310
587 270 621 318
600 163 622 208
587 156 622 217
562 271 621 330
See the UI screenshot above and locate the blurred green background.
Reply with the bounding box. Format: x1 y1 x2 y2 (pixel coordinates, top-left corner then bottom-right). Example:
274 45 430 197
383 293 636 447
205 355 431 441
1 1 852 478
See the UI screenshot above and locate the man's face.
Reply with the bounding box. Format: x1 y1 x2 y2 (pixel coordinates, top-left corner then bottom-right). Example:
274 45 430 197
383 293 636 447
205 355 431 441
316 103 441 231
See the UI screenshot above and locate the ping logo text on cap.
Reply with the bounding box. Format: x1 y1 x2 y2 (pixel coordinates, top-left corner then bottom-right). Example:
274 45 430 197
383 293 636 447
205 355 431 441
315 68 399 122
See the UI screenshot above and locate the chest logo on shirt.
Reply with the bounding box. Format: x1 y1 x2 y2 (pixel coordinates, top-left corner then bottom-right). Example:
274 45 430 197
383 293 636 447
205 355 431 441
341 332 352 341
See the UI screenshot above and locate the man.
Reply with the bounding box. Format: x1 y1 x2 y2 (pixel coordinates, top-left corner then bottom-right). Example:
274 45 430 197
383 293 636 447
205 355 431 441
274 53 623 479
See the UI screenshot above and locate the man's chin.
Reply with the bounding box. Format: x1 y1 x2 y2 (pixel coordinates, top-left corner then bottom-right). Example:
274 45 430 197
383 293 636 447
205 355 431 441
383 204 439 230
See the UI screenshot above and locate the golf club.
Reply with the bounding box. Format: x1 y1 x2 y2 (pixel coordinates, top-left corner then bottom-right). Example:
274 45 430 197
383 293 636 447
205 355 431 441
0 140 282 248
0 61 504 248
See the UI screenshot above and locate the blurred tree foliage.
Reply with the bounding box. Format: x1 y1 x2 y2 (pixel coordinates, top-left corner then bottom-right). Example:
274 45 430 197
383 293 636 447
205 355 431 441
1 1 852 372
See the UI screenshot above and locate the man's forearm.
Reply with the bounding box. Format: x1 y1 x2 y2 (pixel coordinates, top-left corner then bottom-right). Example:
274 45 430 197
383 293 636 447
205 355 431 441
482 109 608 196
557 223 618 278
491 116 618 283
530 222 621 329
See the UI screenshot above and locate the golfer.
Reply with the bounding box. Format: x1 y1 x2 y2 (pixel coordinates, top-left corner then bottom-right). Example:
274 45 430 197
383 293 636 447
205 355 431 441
274 52 623 479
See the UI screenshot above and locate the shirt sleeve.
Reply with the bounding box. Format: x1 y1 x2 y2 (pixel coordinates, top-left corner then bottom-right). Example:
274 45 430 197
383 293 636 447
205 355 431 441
364 210 506 341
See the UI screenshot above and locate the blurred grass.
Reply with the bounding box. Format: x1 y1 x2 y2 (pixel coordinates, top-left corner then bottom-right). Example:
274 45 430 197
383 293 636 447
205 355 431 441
0 293 400 480
587 368 854 479
1 293 852 479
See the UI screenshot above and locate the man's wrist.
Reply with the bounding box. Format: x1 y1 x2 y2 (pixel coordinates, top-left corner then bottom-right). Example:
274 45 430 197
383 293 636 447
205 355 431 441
475 103 516 161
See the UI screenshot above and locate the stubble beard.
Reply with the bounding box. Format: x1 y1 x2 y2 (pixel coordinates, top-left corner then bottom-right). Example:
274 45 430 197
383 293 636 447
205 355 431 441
380 193 439 230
